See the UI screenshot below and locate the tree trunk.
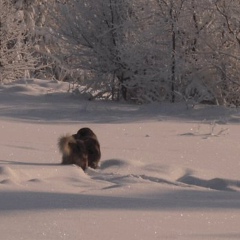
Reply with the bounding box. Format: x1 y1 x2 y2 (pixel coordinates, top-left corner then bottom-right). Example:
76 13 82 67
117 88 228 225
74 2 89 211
170 8 176 103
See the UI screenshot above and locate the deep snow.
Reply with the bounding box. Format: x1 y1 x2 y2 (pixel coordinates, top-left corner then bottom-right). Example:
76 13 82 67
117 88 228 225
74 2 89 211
0 79 240 240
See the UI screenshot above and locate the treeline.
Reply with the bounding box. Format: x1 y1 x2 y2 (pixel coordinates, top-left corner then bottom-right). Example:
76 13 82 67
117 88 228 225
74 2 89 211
1 0 240 105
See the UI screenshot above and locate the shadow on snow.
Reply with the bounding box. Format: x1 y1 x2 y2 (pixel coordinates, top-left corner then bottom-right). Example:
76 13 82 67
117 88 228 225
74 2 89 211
0 91 240 124
0 189 240 212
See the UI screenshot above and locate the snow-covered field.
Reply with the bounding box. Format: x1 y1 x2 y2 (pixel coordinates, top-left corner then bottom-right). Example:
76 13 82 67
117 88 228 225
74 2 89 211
1 79 240 240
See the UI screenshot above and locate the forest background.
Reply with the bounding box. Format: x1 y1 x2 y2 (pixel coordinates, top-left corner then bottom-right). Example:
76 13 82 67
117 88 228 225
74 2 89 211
1 0 240 106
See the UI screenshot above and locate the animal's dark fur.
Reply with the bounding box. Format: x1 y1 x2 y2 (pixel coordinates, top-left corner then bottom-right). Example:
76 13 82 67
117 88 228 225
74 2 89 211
58 128 101 170
58 135 88 170
73 128 101 169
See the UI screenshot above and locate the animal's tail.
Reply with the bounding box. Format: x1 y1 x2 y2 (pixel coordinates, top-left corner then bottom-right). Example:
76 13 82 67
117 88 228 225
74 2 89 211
58 135 76 156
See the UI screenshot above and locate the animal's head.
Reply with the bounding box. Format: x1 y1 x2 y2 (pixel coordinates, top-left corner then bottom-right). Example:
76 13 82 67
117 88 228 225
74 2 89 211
68 140 88 170
76 128 97 139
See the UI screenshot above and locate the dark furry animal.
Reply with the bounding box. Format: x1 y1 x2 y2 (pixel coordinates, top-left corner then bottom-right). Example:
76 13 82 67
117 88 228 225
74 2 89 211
58 135 88 170
73 128 101 169
58 128 101 170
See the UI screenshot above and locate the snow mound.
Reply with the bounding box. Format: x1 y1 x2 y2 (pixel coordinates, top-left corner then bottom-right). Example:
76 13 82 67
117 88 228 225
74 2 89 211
0 78 69 96
0 166 22 185
2 157 240 194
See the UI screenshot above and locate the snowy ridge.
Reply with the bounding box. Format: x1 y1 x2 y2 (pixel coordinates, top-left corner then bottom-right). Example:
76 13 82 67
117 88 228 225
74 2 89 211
1 158 240 193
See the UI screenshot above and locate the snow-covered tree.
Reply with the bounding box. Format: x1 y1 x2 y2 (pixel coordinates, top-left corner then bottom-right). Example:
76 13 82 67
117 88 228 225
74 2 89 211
12 0 64 80
0 0 35 83
174 0 216 104
211 0 240 105
180 0 240 106
154 0 240 106
154 0 189 102
51 0 159 101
